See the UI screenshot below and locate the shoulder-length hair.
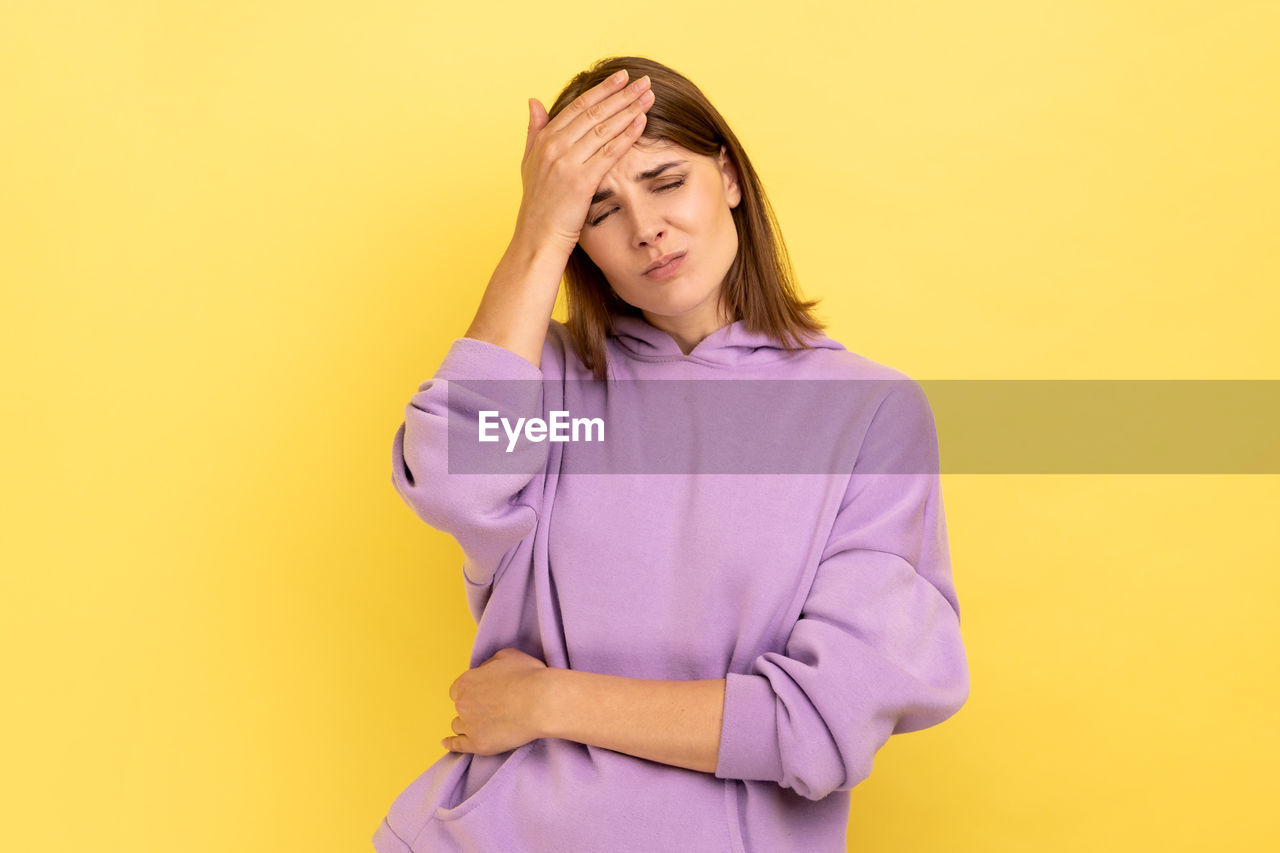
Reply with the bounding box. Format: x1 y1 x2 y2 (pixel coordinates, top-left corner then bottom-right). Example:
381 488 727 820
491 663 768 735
546 56 826 381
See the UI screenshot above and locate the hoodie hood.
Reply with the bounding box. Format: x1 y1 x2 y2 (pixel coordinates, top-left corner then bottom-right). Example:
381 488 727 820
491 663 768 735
607 314 845 368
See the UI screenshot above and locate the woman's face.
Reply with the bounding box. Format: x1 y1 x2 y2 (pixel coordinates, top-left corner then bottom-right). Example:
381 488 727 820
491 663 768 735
577 139 741 332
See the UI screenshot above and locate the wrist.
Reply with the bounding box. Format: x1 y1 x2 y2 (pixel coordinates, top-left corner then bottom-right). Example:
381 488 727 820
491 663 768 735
509 220 578 268
530 667 566 740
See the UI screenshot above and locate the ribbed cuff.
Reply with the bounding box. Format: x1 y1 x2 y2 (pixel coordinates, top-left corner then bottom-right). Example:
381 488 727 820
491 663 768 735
715 672 784 782
438 337 545 381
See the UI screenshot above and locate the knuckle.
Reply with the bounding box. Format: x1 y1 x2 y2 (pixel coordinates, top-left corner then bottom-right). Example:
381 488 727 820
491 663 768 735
584 101 604 122
593 121 610 139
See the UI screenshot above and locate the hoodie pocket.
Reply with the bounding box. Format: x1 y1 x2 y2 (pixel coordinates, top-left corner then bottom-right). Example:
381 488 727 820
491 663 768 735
413 739 736 852
430 741 535 823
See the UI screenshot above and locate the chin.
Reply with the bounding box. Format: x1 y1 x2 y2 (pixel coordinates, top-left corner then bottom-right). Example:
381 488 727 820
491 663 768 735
627 285 720 316
633 299 706 320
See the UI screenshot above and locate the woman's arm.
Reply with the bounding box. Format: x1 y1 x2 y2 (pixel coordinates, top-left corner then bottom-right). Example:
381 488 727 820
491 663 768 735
442 648 724 775
536 668 726 774
464 232 570 369
467 72 654 368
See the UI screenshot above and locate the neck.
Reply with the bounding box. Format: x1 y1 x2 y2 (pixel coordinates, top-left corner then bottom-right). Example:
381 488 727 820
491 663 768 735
641 304 737 355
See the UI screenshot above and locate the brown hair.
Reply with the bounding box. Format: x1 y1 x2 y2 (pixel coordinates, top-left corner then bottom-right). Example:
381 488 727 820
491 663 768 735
547 56 826 380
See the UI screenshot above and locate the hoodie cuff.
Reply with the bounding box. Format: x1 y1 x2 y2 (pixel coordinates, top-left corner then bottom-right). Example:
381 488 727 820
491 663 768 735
436 337 544 382
715 672 784 782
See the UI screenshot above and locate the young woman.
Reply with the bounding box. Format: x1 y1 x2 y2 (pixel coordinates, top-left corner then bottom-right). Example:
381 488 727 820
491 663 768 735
374 55 969 852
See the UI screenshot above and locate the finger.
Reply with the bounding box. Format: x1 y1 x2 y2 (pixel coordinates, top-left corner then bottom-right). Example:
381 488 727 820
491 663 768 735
565 75 653 158
579 101 649 171
544 68 631 138
450 716 465 735
443 735 472 753
449 677 460 703
523 98 549 164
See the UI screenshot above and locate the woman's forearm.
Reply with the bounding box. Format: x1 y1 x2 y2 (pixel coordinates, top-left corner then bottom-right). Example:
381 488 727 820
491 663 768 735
464 230 571 370
534 668 726 774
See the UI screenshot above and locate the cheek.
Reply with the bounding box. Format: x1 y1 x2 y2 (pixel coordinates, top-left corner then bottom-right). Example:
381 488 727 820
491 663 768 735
712 200 739 254
694 187 733 235
577 240 613 274
593 248 628 279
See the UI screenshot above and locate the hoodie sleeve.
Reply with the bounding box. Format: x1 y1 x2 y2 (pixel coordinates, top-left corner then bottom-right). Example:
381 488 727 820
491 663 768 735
391 334 557 588
714 378 970 801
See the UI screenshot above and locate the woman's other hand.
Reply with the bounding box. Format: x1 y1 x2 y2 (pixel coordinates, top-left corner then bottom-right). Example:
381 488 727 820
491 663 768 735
443 647 550 755
516 69 655 255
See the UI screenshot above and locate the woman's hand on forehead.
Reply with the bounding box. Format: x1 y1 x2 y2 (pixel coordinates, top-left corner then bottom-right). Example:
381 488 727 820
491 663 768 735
515 70 656 252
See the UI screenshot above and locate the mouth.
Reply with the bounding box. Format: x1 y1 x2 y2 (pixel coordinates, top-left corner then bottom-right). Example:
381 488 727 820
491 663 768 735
642 251 687 277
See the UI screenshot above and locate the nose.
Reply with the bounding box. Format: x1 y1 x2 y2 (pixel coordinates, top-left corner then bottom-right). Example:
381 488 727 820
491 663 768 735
627 198 666 249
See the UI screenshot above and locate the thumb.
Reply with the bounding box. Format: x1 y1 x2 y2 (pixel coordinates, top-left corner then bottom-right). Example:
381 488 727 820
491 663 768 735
523 98 549 162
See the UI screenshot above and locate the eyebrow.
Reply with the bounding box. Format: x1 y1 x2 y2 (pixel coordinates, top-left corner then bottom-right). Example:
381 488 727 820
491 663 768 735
590 160 688 206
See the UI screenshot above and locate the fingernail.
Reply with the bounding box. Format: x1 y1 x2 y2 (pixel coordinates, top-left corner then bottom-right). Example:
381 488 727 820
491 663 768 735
611 69 627 84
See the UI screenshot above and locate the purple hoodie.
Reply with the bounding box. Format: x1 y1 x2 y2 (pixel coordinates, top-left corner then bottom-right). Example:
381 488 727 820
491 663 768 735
374 316 969 852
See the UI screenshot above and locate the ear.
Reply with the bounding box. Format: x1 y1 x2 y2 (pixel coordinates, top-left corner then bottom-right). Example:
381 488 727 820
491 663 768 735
718 145 742 209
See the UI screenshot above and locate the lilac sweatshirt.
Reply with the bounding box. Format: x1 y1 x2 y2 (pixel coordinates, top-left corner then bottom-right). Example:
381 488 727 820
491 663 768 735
374 316 969 852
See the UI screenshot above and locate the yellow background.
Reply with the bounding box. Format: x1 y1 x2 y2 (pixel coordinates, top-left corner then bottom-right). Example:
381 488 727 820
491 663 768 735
2 1 1276 850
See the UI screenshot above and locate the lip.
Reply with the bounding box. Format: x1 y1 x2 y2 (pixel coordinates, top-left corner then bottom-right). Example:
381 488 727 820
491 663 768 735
642 251 687 279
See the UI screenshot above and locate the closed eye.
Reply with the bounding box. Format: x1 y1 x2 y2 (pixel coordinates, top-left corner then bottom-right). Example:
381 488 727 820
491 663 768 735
588 180 685 227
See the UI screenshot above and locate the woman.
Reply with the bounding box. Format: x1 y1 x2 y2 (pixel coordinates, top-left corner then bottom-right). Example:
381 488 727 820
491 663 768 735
374 56 969 852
